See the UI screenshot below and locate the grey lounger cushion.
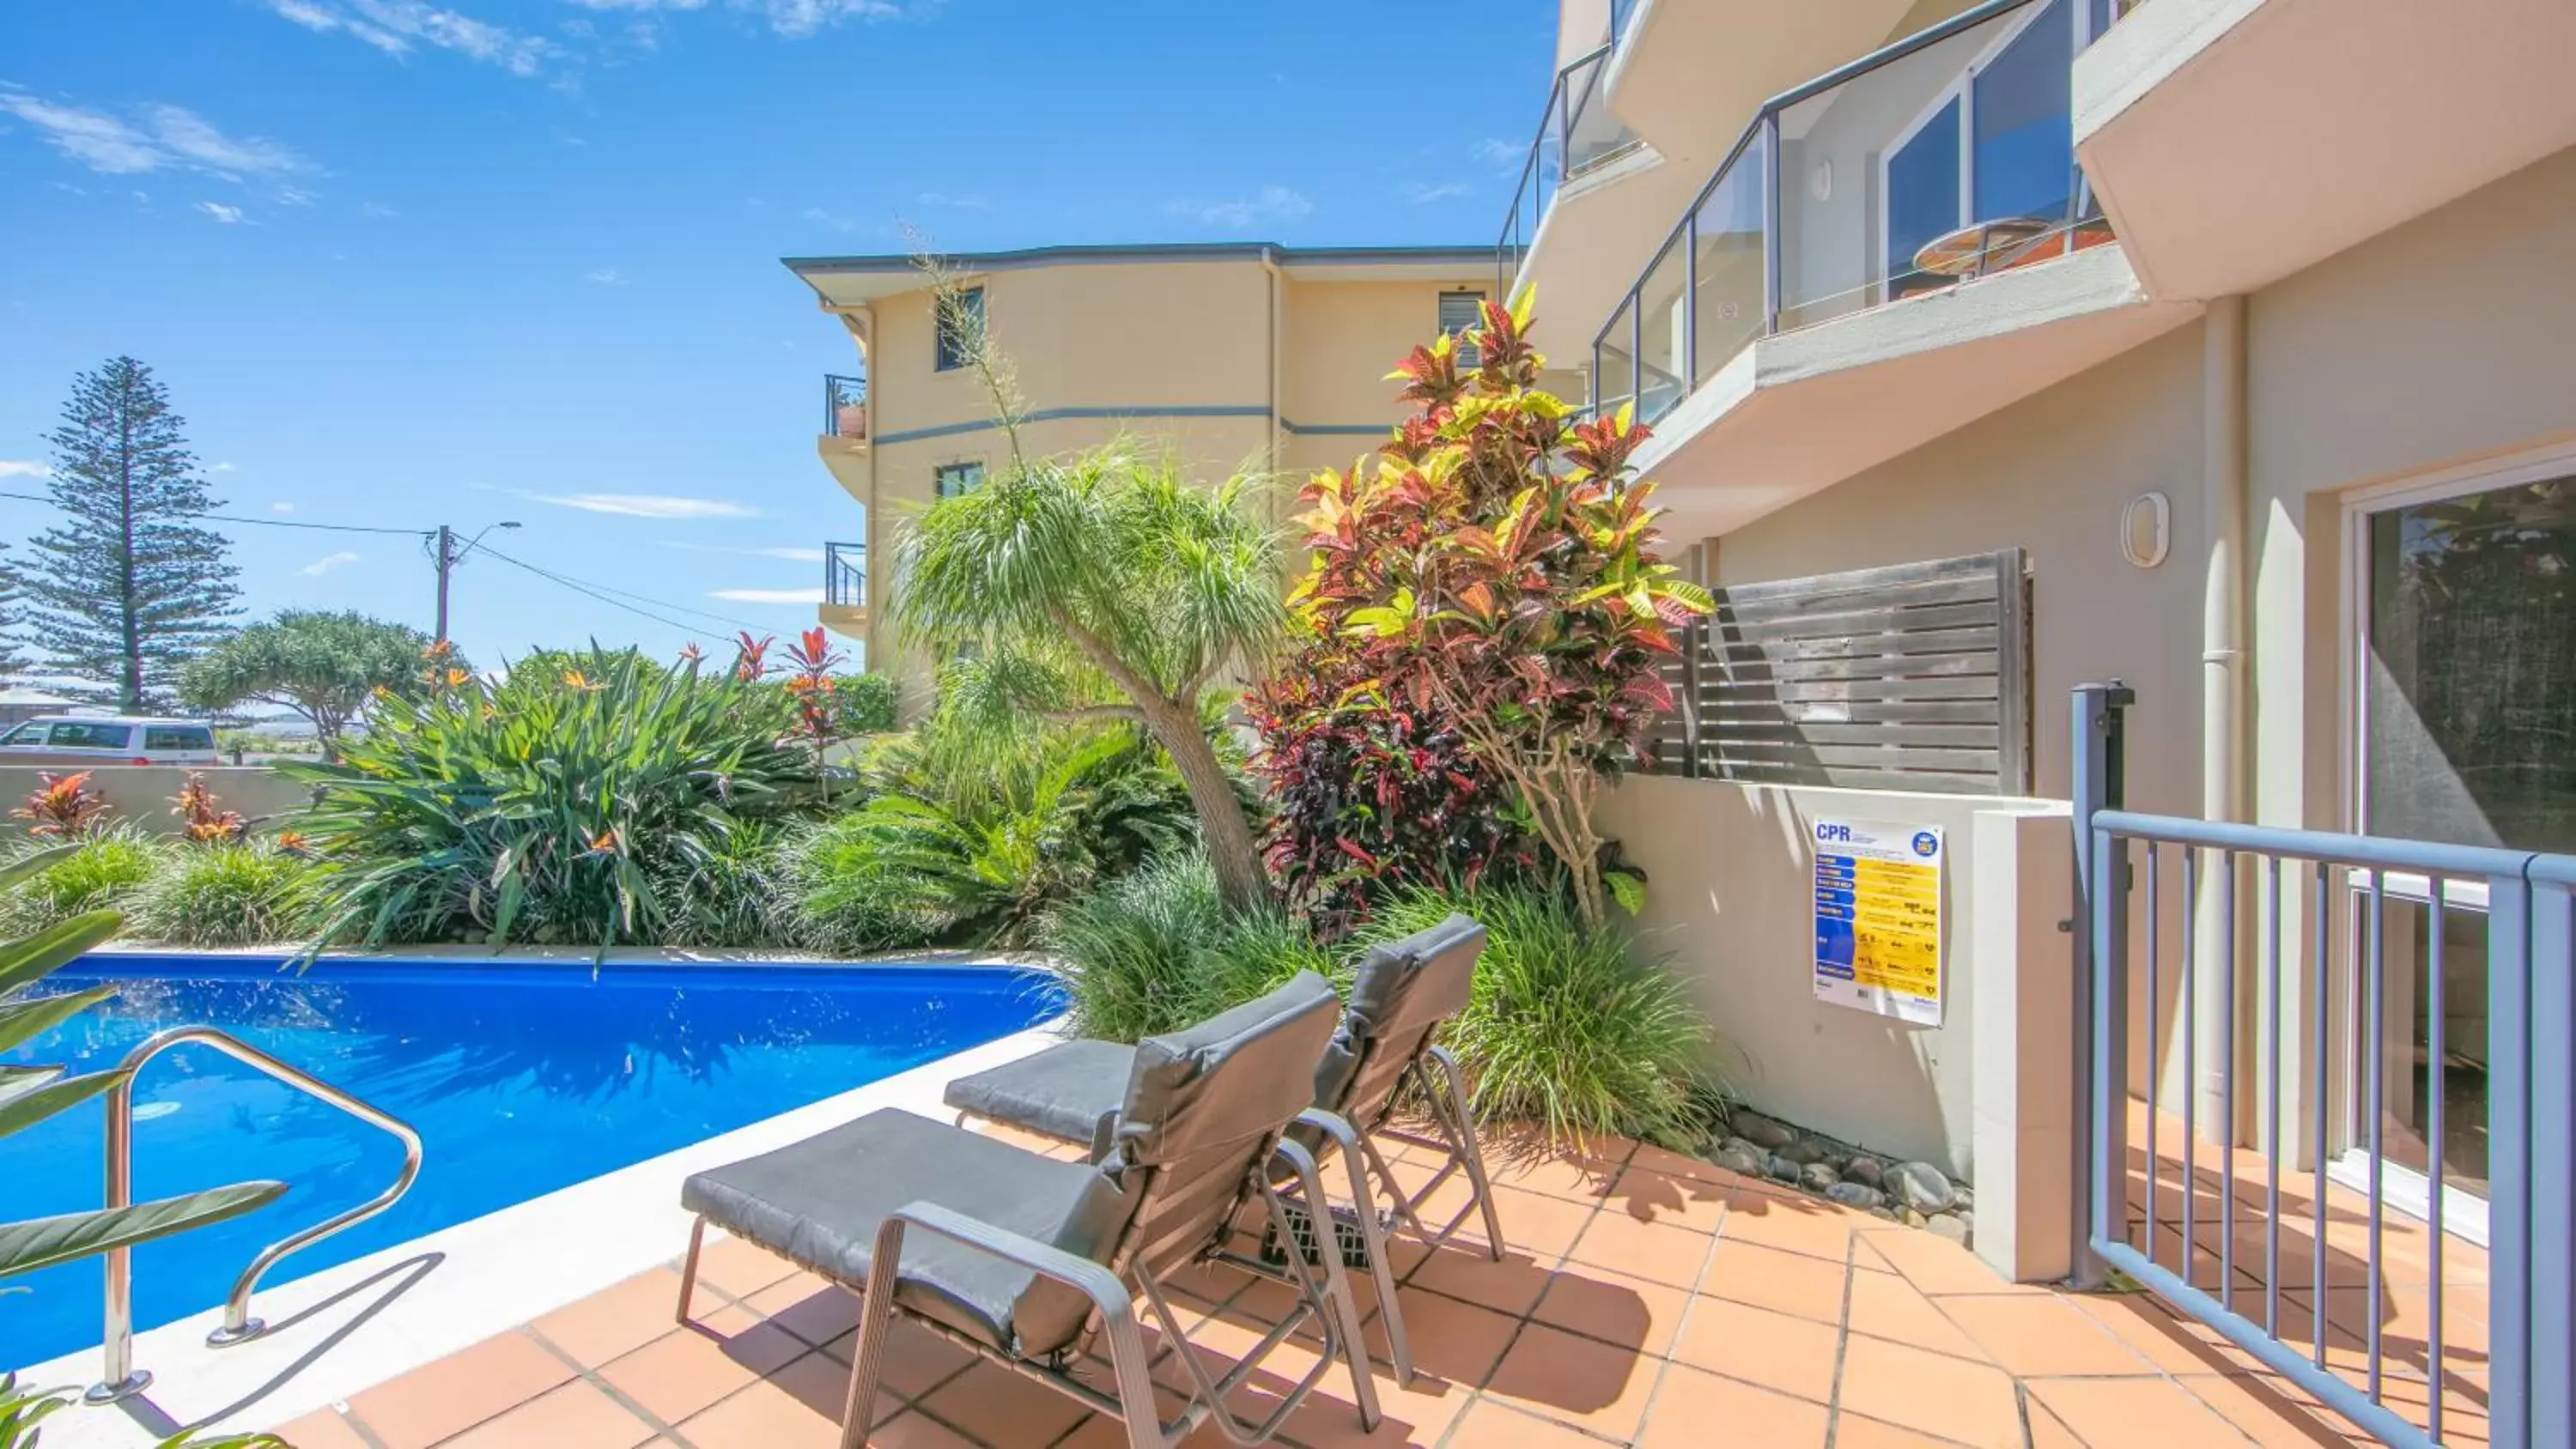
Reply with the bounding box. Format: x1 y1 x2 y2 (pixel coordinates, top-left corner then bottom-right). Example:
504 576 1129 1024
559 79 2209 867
682 1107 1132 1357
943 1037 1133 1150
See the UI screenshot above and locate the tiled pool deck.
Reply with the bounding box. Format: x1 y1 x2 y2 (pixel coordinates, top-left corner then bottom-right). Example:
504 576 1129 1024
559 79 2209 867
267 1125 2464 1449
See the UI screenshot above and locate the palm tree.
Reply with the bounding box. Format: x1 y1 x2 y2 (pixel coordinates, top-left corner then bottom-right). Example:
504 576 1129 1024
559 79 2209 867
890 445 1285 912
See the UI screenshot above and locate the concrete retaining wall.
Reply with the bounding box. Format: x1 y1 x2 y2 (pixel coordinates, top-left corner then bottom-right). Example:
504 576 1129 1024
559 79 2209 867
0 766 318 839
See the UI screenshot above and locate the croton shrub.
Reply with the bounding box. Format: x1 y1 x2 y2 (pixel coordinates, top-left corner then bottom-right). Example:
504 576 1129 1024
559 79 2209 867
1257 294 1712 930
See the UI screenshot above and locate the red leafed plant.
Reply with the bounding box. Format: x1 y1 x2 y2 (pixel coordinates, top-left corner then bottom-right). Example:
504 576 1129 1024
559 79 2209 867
732 632 775 682
780 627 848 783
13 771 111 839
173 772 246 845
1260 293 1712 930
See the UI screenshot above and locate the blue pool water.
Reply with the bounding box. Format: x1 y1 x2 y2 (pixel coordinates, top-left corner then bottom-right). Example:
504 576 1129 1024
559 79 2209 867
0 954 1060 1369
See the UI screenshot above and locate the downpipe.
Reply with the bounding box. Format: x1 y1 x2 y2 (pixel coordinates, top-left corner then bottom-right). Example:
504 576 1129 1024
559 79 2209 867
2194 295 2249 1148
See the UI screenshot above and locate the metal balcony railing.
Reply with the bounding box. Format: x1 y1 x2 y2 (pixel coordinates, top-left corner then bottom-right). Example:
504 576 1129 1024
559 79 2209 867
823 372 868 441
1591 0 2120 426
1493 44 1643 295
823 541 865 609
1610 0 1643 49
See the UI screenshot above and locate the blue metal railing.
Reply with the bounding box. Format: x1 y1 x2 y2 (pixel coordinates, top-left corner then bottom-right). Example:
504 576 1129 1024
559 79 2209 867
823 372 868 440
823 541 865 609
1589 0 2113 425
2071 684 2572 1448
1492 44 1640 297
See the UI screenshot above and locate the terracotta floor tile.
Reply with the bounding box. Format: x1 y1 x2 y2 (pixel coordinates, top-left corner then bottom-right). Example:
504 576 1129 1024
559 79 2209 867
861 1410 984 1448
532 1268 686 1368
2064 1292 2239 1375
1481 1322 1662 1440
2025 1375 2243 1449
1940 1292 2159 1378
439 1379 657 1449
1565 1210 1716 1289
1403 1243 1557 1319
690 1232 800 1300
1716 1194 1867 1264
597 1312 808 1424
1599 1166 1732 1234
1843 1266 1987 1362
1382 1288 1521 1386
345 1331 575 1449
1636 1364 1830 1449
1832 1411 1974 1448
1486 1143 1631 1203
1279 1366 1474 1448
1835 1334 2023 1449
918 1360 1092 1446
1698 1239 1850 1325
1667 1294 1840 1404
2178 1373 2376 1449
2026 1400 2085 1448
274 1409 370 1449
747 1276 865 1347
1625 1143 1744 1188
1445 1398 1623 1447
672 1355 888 1449
1474 1184 1601 1260
818 1318 979 1398
1869 1228 2023 1297
1529 1263 1692 1360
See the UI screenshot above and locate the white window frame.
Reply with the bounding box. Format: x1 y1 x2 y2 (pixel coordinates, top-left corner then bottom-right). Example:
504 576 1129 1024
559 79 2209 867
2327 433 2576 1242
1438 290 1487 368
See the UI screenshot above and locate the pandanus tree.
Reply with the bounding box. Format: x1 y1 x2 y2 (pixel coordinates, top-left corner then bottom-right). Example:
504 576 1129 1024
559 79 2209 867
1280 294 1713 929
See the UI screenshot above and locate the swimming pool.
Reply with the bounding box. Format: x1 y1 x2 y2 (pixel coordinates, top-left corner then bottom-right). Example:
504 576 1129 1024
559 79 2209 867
0 953 1060 1369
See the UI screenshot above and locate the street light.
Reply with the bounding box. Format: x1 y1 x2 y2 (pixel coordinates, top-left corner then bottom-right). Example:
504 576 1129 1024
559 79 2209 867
430 520 521 641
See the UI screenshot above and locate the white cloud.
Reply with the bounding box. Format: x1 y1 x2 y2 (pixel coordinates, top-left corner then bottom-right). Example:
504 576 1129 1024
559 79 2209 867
529 493 761 519
197 201 246 224
1473 136 1524 171
360 200 398 218
584 266 629 286
276 185 318 206
0 94 313 179
210 461 240 474
1163 185 1312 229
261 0 556 76
1406 181 1471 204
660 542 826 563
0 461 49 478
270 501 295 513
799 205 866 235
710 586 825 604
756 0 906 39
301 550 361 576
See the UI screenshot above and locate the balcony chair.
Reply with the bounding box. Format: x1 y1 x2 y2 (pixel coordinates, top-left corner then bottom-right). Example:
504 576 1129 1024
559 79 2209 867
674 972 1376 1449
943 914 1506 1389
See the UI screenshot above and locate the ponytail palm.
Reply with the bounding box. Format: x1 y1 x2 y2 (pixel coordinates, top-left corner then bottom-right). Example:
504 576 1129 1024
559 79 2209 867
890 445 1285 911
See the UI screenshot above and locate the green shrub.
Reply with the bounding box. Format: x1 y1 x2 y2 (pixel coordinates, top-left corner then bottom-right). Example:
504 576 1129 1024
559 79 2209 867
650 821 803 949
286 646 813 952
836 672 898 735
125 842 323 946
0 828 162 933
793 712 1196 954
1358 883 1710 1148
1042 851 1330 1042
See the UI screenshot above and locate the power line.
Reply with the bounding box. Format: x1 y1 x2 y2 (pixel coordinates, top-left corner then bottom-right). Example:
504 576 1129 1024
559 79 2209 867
0 488 428 537
473 543 766 638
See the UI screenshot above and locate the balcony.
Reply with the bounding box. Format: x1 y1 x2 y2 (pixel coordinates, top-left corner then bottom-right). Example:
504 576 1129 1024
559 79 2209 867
816 371 869 505
1594 0 2196 541
1494 44 1667 361
817 540 866 640
1600 0 1935 161
2075 0 2576 300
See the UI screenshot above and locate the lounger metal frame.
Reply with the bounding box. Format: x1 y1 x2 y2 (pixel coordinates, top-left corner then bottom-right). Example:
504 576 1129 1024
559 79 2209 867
675 1138 1379 1449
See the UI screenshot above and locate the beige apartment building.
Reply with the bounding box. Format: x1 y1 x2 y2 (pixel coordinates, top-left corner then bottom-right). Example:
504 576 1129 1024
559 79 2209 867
782 243 1498 676
1505 0 2576 1317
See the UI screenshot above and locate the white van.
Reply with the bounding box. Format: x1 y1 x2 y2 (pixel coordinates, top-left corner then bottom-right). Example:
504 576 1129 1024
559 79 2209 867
0 715 222 767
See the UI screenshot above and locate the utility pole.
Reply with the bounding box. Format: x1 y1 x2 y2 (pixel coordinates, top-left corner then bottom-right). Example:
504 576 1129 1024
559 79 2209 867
431 520 520 642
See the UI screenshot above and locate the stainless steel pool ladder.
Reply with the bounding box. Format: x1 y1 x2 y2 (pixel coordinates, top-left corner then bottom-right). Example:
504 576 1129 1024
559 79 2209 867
86 1026 424 1406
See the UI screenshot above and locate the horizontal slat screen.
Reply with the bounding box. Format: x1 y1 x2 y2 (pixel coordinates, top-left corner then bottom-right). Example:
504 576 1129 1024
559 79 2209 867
1649 549 2031 794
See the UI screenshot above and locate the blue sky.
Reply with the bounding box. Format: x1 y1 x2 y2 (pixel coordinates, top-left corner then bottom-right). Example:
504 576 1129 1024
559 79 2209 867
0 0 1547 674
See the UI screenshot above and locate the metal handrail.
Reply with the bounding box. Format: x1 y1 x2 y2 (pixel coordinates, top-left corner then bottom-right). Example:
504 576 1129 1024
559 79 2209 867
1493 43 1628 292
823 372 868 439
1589 0 2054 417
823 541 866 609
88 1026 424 1405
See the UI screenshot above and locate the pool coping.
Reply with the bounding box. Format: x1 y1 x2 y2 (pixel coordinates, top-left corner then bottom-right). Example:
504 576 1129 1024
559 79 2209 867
17 1016 1069 1447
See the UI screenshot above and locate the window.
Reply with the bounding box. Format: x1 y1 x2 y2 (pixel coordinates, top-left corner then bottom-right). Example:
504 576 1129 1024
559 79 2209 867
144 725 214 751
1880 0 2078 296
0 722 41 745
933 461 987 500
48 721 133 750
935 285 985 373
1438 291 1486 367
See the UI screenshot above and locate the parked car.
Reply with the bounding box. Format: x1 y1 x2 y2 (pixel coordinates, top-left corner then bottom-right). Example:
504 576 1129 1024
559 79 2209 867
0 715 222 767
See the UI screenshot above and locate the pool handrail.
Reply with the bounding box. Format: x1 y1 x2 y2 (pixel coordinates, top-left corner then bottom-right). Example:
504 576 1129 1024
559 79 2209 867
86 1024 425 1406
